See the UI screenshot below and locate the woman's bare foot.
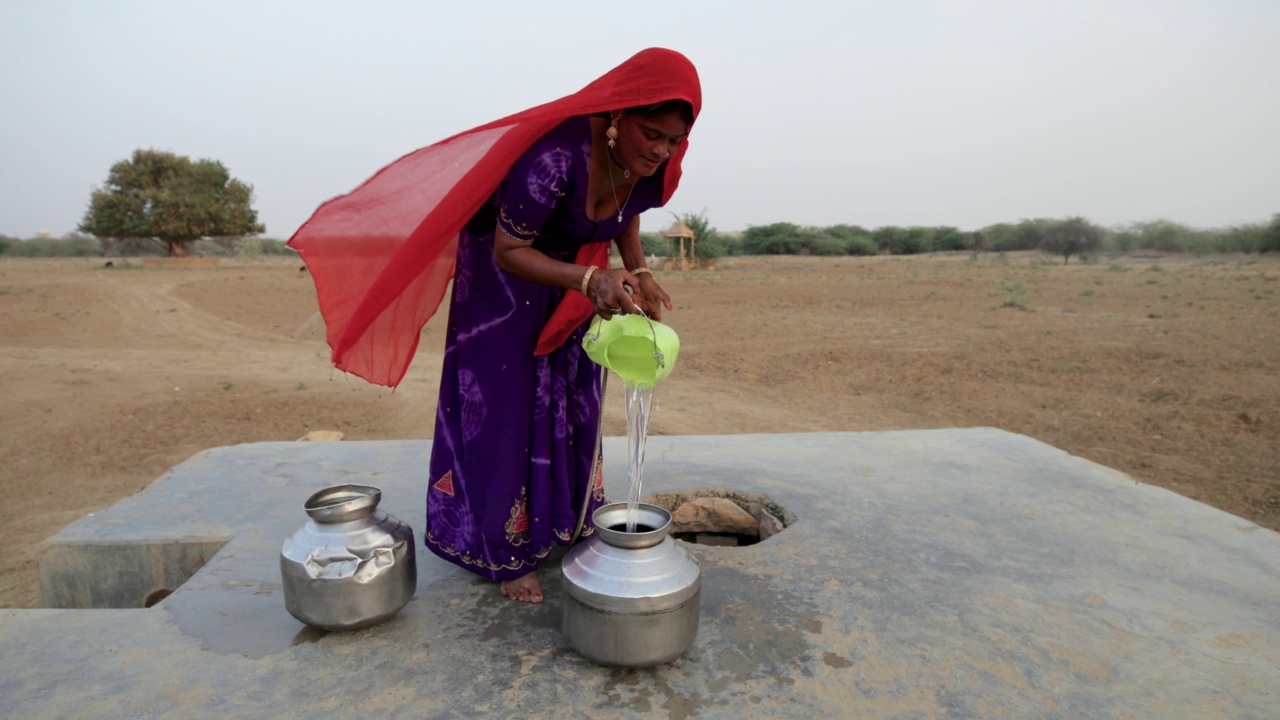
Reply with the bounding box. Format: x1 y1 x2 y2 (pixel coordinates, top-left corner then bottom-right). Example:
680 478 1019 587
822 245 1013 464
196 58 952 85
500 570 543 603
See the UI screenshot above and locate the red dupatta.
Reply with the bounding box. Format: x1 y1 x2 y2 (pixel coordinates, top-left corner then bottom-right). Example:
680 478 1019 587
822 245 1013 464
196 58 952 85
287 48 701 388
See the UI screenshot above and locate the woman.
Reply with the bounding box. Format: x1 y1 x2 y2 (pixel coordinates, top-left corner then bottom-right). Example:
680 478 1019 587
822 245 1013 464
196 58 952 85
288 49 701 603
428 100 692 602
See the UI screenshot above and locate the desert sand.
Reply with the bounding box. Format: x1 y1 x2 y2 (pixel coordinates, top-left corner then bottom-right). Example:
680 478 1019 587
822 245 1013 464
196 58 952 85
2 252 1276 607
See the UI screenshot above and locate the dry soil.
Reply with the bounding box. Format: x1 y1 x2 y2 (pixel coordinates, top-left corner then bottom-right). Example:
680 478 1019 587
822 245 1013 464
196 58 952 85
2 252 1277 607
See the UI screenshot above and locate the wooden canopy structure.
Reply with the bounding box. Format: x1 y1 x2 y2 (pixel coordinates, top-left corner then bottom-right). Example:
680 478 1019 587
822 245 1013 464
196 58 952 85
662 219 696 270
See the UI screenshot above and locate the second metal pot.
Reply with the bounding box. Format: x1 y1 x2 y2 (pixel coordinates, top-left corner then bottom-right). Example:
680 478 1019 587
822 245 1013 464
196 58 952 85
560 502 701 667
280 484 416 631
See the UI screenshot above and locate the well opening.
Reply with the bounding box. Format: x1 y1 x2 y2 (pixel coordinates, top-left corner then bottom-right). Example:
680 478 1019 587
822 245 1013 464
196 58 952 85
642 489 795 547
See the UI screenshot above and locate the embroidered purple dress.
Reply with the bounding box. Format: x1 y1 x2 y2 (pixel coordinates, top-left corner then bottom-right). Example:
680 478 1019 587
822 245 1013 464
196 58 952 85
424 117 662 580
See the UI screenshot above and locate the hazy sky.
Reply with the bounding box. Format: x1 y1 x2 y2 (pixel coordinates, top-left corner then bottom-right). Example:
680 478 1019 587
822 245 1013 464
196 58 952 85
3 0 1277 238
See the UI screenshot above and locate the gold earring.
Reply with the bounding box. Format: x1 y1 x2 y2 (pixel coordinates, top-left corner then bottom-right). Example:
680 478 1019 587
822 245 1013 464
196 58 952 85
606 114 619 148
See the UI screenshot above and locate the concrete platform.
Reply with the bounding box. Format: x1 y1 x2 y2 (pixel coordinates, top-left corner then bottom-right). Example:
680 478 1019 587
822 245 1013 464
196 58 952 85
4 429 1278 719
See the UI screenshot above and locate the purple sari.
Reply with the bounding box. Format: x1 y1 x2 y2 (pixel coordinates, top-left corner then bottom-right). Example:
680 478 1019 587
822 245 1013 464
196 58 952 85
424 117 662 580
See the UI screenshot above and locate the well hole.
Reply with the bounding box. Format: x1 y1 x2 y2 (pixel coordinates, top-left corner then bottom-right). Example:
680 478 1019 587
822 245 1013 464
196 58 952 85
643 489 795 547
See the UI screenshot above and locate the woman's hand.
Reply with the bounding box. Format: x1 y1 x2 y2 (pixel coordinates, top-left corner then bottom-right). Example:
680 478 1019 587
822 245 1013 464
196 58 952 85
586 268 672 321
632 273 672 321
586 268 638 321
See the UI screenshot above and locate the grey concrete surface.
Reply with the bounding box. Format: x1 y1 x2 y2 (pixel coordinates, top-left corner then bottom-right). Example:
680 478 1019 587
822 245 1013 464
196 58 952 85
4 429 1278 719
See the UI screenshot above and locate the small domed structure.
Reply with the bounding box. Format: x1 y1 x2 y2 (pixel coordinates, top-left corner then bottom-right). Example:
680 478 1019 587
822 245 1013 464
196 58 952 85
662 219 696 270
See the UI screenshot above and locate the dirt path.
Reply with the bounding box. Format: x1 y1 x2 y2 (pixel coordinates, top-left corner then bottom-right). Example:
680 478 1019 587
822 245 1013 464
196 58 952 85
2 253 1276 607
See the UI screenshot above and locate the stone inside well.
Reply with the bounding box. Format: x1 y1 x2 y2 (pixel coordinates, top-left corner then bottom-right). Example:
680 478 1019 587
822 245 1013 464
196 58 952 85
643 488 794 547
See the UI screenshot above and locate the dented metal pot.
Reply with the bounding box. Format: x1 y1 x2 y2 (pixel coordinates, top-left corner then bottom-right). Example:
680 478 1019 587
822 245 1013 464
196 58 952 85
280 484 416 631
561 502 701 667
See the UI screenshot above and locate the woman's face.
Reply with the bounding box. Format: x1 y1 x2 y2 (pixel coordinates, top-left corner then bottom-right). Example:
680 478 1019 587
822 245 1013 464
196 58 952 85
616 109 689 177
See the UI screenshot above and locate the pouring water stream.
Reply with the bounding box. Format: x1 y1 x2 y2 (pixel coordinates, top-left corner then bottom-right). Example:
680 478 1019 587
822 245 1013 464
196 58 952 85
595 285 664 533
623 381 655 532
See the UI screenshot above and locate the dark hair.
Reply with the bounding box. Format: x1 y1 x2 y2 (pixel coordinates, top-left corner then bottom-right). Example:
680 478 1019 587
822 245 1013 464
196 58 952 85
625 99 695 125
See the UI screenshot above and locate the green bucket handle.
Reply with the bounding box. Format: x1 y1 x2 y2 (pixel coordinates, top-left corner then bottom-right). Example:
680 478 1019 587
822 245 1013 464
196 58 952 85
582 285 678 386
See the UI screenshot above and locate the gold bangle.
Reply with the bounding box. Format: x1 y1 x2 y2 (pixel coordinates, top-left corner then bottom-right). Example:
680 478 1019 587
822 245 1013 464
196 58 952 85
631 267 652 277
580 265 597 295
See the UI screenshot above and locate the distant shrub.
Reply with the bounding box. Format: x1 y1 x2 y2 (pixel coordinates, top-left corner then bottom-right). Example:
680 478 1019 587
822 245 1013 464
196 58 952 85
802 230 846 256
188 239 230 257
1183 233 1221 256
696 213 1280 261
1146 221 1186 252
1107 231 1136 253
871 226 934 255
982 223 1017 252
823 224 869 239
742 222 804 255
846 237 877 256
1104 219 1273 255
931 226 967 252
964 231 988 255
720 233 746 256
899 227 934 255
1221 224 1267 254
872 226 905 254
696 233 732 260
639 232 669 257
259 238 291 255
983 219 1052 252
237 238 262 258
1041 217 1105 265
822 224 871 249
998 279 1028 310
7 236 101 257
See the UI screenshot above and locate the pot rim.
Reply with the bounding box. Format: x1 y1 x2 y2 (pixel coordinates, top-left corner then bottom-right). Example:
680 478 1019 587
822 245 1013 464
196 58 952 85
592 502 671 549
304 484 382 524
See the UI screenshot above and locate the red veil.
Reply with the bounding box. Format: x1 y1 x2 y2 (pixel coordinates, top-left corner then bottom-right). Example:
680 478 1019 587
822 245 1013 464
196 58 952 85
288 48 701 388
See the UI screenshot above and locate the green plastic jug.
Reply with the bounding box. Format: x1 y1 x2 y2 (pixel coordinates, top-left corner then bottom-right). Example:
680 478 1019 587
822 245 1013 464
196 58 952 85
582 313 680 387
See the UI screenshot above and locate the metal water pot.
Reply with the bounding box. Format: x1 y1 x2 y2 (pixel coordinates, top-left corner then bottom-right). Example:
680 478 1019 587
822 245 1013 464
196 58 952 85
280 484 416 631
561 502 701 667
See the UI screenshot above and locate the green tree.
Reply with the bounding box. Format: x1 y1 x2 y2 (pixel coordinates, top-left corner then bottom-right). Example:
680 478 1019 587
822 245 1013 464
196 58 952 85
900 227 934 254
930 226 966 252
844 235 877 256
822 224 874 255
872 226 905 254
79 149 263 256
742 222 804 255
639 231 669 257
1265 213 1280 253
980 222 1018 251
680 210 727 262
1222 223 1267 253
799 227 845 256
872 226 932 255
963 230 988 256
1127 220 1195 252
1014 218 1055 251
3 233 100 257
1041 217 1105 265
822 224 870 242
983 219 1053 252
1107 226 1138 252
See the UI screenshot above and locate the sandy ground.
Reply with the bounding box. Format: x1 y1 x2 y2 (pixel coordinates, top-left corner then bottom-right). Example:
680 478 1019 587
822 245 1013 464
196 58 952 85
2 252 1277 607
